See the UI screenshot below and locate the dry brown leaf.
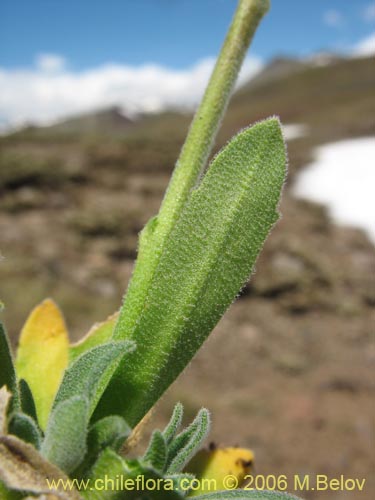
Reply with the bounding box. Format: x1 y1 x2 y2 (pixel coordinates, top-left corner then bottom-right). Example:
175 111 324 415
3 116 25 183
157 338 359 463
0 434 81 500
0 386 11 434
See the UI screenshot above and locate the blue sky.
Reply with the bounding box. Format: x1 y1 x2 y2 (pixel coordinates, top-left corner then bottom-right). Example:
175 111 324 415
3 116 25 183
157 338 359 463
1 0 374 69
0 1 374 128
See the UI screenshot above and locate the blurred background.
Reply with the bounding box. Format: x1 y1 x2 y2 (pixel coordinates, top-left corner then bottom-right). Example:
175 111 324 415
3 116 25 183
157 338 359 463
0 1 374 498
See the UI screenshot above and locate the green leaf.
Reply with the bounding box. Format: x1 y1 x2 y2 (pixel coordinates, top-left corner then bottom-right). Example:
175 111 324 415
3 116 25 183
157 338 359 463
167 409 210 474
163 403 184 445
193 491 303 500
8 412 42 449
88 415 131 454
143 430 168 473
74 415 131 478
82 447 128 500
84 451 186 499
124 460 186 500
0 322 19 411
112 216 159 347
100 118 286 426
43 341 134 474
69 312 118 364
165 473 195 495
53 340 135 419
114 0 270 343
19 378 38 423
41 395 89 474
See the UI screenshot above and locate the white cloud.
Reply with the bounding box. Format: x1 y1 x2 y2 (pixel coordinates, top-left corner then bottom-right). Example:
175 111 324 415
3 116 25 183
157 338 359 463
35 53 66 72
362 2 375 22
351 31 375 56
0 55 262 130
323 9 344 27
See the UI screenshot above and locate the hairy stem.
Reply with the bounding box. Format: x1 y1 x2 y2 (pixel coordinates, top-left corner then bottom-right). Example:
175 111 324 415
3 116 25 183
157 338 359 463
158 0 270 227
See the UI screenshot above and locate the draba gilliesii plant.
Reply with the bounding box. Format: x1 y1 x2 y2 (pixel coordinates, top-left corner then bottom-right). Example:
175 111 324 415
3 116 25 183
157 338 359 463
0 0 302 498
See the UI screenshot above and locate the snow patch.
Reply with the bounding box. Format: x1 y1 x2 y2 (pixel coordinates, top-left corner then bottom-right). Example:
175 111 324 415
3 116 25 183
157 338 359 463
282 123 308 141
293 137 375 243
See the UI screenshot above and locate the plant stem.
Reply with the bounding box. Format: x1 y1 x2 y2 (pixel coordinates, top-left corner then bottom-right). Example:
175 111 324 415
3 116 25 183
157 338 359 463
158 0 270 231
114 0 270 339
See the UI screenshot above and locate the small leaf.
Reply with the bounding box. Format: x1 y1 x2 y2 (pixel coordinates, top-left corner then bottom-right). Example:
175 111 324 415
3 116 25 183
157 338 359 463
74 415 131 478
41 395 89 474
69 312 118 364
89 415 131 454
45 341 134 476
165 473 195 495
167 409 210 474
19 379 38 423
8 412 42 449
53 340 135 419
193 491 303 500
82 447 128 500
186 446 254 496
0 322 19 412
0 434 80 499
121 460 186 500
102 118 286 425
163 402 184 445
15 299 69 430
143 430 168 473
85 453 185 499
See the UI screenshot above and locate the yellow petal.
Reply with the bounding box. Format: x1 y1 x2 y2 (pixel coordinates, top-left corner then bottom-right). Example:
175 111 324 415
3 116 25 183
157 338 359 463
186 446 254 496
16 299 69 430
69 311 118 364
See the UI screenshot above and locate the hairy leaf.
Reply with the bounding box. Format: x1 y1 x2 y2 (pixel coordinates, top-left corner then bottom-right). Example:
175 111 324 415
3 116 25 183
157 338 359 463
19 379 38 423
0 323 19 412
163 402 184 445
165 473 195 495
89 415 131 453
74 415 131 478
53 340 135 419
101 118 286 426
143 430 168 473
167 409 210 474
82 447 128 500
113 0 271 343
41 395 88 474
69 312 118 364
15 299 69 430
123 460 186 500
85 450 186 499
8 412 42 449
